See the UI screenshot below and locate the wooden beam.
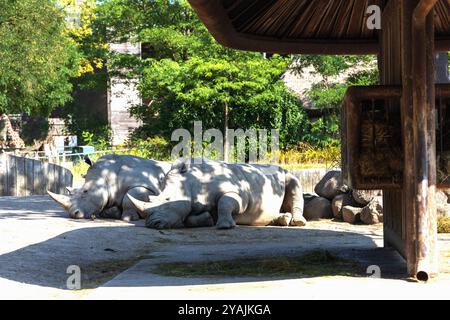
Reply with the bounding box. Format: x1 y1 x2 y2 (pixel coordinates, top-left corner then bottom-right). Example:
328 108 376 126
413 0 439 23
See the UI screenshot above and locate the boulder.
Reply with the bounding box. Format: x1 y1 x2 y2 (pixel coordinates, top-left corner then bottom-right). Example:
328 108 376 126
303 197 333 221
360 198 383 225
342 206 362 224
303 193 319 206
352 190 379 206
314 171 349 200
437 190 450 217
331 193 356 220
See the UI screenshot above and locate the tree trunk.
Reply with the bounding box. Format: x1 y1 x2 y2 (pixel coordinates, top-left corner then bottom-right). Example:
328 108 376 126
223 101 229 162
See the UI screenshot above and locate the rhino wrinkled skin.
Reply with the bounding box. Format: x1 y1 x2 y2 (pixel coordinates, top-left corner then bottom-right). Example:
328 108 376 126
128 159 307 230
48 155 171 221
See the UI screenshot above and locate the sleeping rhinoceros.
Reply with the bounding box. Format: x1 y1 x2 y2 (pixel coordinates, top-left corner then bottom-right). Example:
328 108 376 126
127 159 306 229
47 155 171 221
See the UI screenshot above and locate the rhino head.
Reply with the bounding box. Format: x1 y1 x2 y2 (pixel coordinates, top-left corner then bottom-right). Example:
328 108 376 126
48 176 109 219
126 160 191 229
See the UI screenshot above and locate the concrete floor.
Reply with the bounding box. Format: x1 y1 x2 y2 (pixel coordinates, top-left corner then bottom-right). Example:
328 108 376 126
0 195 448 300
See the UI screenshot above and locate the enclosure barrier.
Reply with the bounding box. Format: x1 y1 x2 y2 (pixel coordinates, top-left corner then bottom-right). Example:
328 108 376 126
0 153 73 197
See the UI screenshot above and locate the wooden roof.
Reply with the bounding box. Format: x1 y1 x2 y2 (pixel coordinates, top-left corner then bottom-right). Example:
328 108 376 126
188 0 450 54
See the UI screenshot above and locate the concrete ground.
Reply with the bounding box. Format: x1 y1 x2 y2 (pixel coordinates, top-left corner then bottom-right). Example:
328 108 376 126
0 195 449 300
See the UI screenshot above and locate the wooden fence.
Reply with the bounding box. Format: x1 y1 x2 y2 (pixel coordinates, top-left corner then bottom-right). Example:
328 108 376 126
0 152 329 197
0 153 73 197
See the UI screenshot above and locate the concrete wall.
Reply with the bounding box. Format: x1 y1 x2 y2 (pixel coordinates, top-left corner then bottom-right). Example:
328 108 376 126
290 168 331 194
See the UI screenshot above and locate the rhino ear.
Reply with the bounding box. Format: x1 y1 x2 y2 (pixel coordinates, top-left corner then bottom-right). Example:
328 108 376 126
84 156 94 167
171 159 189 174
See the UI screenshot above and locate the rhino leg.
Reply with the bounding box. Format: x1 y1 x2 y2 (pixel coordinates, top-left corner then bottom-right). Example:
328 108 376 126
121 187 155 222
282 173 306 227
99 206 122 220
216 193 241 229
184 212 214 228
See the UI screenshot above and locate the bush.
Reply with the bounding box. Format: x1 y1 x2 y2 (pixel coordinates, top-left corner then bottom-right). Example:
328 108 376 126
126 137 171 160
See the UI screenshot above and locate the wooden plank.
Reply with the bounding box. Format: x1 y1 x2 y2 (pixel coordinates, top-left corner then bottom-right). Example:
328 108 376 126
47 163 55 194
16 156 26 197
33 159 44 195
25 158 34 196
379 0 406 266
7 155 17 196
52 164 59 193
58 165 65 194
65 168 73 191
0 153 5 196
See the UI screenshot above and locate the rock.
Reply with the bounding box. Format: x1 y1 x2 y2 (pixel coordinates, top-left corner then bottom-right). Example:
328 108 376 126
303 193 319 206
303 197 333 221
441 188 450 199
436 190 450 217
437 205 450 217
331 193 356 219
342 206 362 224
360 198 383 225
314 171 349 200
352 190 379 206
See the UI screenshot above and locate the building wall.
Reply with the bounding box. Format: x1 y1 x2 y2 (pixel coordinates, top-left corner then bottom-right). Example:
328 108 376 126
108 42 142 146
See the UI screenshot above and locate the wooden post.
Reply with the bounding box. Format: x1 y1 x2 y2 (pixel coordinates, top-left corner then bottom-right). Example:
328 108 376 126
409 0 439 280
381 0 439 279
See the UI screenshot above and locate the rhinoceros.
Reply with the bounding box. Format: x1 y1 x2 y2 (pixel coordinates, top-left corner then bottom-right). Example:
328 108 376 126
127 159 306 229
47 155 171 221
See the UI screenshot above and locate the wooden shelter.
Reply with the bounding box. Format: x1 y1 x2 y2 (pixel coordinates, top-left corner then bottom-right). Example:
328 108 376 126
188 0 450 280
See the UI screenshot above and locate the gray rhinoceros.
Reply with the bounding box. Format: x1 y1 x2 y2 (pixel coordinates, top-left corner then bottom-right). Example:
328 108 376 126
127 159 306 229
48 155 171 221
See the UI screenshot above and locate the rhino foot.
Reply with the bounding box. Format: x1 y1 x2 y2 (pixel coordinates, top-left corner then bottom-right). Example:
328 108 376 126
271 213 293 227
185 212 215 228
290 214 307 227
216 217 236 230
121 210 141 222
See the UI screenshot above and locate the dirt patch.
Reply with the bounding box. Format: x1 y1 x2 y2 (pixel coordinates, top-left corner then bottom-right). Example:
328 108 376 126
79 255 150 289
153 250 363 279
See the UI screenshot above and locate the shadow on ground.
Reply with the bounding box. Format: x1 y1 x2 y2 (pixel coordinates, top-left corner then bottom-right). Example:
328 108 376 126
0 223 407 290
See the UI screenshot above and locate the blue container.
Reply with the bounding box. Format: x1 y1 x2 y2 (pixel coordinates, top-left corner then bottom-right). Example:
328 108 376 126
72 146 95 155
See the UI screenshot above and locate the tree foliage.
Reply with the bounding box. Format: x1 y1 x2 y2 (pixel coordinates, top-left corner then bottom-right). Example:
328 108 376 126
0 0 81 116
97 0 309 149
291 55 379 146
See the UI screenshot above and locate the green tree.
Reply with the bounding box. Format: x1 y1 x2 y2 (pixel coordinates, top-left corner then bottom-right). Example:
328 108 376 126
133 56 309 152
0 0 81 116
291 55 379 146
96 0 309 155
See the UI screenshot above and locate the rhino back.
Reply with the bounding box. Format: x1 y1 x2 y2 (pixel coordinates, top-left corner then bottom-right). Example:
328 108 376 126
186 161 286 219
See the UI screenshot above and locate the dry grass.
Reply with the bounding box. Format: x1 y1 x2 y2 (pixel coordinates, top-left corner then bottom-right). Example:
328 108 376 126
153 250 362 279
438 216 450 233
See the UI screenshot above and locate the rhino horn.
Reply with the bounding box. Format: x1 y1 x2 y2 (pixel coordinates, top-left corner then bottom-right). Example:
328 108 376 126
127 194 154 214
47 190 72 210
